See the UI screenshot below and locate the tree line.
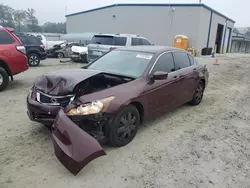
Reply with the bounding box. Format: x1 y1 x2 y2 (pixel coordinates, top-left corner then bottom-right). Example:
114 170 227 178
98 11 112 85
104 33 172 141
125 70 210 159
0 4 66 33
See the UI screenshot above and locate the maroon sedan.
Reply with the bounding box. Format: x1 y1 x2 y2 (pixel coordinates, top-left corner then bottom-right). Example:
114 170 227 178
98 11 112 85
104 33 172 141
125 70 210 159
27 46 208 175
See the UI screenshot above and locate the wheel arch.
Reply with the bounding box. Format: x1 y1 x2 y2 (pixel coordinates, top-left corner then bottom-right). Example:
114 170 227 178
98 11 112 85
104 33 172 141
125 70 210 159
129 101 144 124
200 78 206 87
27 51 40 58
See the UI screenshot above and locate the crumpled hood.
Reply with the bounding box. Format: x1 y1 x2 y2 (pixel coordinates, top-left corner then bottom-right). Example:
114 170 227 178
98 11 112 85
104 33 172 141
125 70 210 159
34 69 102 96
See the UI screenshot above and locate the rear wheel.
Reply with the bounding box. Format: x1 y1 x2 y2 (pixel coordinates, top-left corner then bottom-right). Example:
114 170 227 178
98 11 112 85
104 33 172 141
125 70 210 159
0 67 9 91
190 81 205 106
109 105 140 147
28 53 40 67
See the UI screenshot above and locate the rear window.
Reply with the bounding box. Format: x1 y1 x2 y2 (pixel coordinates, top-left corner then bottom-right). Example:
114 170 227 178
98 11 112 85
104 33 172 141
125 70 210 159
114 37 127 46
16 35 42 45
91 35 126 46
0 30 15 44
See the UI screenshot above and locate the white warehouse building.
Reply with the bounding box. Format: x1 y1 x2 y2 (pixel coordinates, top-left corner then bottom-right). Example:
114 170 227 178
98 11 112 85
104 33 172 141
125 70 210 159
66 3 235 55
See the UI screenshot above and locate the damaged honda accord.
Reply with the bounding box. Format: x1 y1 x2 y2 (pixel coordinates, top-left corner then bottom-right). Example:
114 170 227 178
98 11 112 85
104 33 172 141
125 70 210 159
26 46 209 175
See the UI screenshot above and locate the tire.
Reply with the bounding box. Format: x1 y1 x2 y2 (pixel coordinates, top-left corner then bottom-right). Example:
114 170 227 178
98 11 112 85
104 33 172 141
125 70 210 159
109 105 140 147
0 67 9 91
28 53 40 67
57 52 64 59
189 81 205 106
44 124 52 131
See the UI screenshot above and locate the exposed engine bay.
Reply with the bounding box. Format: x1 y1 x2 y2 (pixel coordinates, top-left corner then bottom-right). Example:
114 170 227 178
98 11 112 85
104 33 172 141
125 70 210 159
74 73 134 97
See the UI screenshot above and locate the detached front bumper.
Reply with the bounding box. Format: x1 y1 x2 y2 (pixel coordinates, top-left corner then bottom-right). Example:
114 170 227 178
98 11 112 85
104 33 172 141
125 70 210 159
52 109 106 175
26 90 61 125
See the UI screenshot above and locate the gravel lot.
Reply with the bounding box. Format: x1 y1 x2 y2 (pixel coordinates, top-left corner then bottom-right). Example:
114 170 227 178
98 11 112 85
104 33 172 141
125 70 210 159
1 54 250 188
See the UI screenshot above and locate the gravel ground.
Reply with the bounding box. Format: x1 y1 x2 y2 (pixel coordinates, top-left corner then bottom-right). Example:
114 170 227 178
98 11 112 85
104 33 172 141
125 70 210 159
0 54 250 188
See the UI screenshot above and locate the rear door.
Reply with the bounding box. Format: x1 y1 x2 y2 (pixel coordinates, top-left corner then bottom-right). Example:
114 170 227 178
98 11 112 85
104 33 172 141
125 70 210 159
0 29 22 73
173 51 198 104
144 52 180 115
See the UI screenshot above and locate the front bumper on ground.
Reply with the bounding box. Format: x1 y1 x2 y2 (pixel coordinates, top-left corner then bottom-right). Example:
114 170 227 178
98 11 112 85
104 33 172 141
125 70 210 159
26 90 61 125
52 109 106 175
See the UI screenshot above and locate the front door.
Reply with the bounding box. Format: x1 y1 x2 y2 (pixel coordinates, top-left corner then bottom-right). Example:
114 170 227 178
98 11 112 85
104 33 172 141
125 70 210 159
143 52 180 115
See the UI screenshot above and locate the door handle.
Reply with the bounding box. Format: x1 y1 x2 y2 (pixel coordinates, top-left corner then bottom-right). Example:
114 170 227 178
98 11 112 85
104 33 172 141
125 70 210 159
193 68 197 71
173 75 179 80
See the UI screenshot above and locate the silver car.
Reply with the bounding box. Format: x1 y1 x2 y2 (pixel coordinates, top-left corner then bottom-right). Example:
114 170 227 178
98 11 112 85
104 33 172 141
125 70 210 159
87 33 152 62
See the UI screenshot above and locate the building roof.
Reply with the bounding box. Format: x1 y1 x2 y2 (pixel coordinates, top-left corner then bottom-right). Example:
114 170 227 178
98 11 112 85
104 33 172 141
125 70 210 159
66 3 235 23
232 31 250 42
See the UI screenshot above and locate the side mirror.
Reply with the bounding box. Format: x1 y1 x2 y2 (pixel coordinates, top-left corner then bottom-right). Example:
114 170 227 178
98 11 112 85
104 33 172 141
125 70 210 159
152 71 168 80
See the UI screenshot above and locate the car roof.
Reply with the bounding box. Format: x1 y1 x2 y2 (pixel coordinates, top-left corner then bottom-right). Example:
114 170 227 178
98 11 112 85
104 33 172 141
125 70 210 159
117 45 185 53
94 33 140 37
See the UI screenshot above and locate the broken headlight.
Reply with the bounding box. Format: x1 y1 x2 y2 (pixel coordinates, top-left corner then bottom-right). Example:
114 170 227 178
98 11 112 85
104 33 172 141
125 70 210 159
67 96 115 116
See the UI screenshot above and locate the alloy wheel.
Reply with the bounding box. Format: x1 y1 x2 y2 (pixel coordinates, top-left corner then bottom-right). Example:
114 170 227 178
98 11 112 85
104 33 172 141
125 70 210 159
195 82 204 103
29 55 39 66
117 112 137 142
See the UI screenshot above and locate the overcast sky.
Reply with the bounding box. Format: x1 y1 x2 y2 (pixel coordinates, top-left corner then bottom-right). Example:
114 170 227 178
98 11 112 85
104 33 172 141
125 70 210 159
0 0 247 27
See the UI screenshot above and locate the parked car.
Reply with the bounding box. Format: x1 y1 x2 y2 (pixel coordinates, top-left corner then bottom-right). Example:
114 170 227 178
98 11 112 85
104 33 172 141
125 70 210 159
0 26 28 91
27 46 209 175
15 33 47 67
70 45 88 62
29 33 47 48
47 42 81 58
87 33 152 62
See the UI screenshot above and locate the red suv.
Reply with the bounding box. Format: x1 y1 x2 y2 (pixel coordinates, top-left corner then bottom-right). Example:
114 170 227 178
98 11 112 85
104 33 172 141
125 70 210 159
0 26 28 91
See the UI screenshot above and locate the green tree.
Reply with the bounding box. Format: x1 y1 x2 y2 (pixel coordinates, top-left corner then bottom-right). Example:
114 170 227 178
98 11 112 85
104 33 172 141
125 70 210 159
0 4 15 27
26 8 39 32
13 10 27 32
43 22 66 33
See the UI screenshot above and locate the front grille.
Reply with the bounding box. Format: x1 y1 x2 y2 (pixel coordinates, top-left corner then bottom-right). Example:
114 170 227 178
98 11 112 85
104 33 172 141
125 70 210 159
37 91 74 107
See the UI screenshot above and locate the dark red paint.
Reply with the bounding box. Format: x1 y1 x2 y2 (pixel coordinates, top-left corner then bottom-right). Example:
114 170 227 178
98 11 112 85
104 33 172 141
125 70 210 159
26 46 209 175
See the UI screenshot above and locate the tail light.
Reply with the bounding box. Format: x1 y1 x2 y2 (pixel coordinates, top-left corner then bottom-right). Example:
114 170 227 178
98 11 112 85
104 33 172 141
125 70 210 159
40 45 45 49
16 46 26 55
110 47 116 51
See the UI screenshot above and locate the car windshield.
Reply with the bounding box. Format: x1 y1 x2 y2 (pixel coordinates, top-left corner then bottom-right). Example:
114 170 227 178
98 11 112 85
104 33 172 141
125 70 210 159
87 50 153 78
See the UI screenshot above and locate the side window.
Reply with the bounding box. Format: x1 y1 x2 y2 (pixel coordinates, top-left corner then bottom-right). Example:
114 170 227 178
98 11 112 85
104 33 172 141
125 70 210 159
17 35 29 45
141 39 151 45
173 52 191 70
188 54 195 65
0 30 15 44
114 37 127 46
131 38 141 46
151 53 175 74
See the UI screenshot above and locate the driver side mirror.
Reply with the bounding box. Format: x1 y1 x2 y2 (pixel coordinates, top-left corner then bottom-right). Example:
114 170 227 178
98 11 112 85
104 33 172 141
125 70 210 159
152 71 168 80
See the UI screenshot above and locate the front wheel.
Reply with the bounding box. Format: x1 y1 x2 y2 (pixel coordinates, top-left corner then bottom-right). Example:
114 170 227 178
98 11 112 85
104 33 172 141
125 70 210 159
189 81 205 106
109 105 140 147
0 67 9 91
28 53 40 67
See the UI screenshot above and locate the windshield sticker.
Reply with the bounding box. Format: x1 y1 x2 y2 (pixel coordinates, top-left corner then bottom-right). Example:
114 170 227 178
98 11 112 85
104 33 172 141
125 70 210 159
136 54 153 60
